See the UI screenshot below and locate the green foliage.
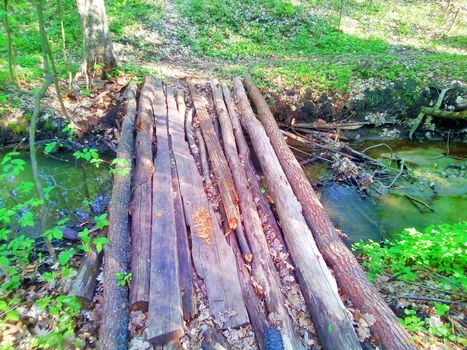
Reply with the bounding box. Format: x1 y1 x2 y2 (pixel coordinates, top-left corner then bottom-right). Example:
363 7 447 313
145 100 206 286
73 147 104 168
109 157 130 176
115 271 132 287
353 223 467 289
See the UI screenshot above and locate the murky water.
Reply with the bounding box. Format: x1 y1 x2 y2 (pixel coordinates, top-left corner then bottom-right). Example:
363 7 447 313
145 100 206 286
0 151 111 237
308 141 467 243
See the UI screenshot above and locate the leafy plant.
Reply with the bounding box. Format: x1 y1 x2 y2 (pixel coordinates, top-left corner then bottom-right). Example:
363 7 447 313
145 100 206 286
115 272 132 287
353 223 467 289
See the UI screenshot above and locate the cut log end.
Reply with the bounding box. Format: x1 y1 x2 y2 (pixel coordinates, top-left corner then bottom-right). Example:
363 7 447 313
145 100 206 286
146 328 185 346
130 300 148 313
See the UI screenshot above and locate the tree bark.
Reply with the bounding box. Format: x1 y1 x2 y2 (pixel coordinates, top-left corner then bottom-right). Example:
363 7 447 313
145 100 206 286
222 83 290 265
188 82 239 230
76 0 117 74
243 76 416 350
3 0 17 85
212 81 303 350
99 82 137 350
234 77 361 350
146 82 184 345
129 77 155 311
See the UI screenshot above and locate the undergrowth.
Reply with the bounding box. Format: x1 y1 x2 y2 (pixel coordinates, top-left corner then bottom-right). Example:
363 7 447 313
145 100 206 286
354 222 467 346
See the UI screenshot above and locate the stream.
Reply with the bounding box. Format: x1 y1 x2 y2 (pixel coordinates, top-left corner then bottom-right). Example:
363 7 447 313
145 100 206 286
1 141 466 243
306 140 467 243
0 151 111 238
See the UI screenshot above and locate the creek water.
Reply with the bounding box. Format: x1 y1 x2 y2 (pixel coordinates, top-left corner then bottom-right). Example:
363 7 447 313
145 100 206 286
306 141 467 244
0 151 111 237
2 141 466 243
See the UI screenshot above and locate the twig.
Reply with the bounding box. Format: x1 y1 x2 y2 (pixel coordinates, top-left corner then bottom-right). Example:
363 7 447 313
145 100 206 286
399 294 460 305
362 143 394 159
384 161 404 189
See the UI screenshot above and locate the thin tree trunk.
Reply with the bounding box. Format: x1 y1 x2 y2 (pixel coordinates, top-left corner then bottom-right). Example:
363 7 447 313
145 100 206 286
56 0 72 87
100 82 137 350
234 77 361 350
31 0 55 257
76 0 117 74
3 0 17 85
243 76 416 350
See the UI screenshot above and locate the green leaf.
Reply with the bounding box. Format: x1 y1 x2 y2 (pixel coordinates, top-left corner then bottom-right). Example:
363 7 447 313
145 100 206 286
94 214 109 230
58 249 76 266
0 255 10 266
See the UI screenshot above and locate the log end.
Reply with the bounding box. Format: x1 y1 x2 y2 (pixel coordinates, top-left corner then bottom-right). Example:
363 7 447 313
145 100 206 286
243 253 253 263
130 300 149 313
146 328 185 346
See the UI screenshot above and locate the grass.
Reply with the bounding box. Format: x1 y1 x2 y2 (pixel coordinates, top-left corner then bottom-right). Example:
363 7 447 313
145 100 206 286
176 0 467 94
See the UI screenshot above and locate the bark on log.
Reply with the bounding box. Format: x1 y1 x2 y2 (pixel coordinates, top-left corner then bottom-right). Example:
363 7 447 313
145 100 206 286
188 82 239 230
129 76 156 311
222 83 290 263
421 107 467 119
212 81 303 350
174 90 196 321
167 86 248 329
146 82 184 345
243 76 416 350
234 77 361 350
228 232 268 350
69 247 102 307
99 82 137 350
194 127 211 185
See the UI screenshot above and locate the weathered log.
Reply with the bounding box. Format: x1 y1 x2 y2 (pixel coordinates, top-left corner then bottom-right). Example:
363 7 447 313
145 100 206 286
167 86 249 329
212 81 303 350
99 82 137 350
69 246 102 307
194 127 211 185
129 76 155 311
188 102 252 263
243 76 416 350
234 77 361 350
228 231 268 349
421 107 467 119
222 83 290 263
174 90 196 321
146 82 185 345
188 82 239 230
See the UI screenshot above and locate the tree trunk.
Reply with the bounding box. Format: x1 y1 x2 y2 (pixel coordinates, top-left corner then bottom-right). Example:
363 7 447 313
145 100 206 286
234 77 361 350
243 76 416 350
188 82 239 230
3 0 17 85
76 0 117 74
99 82 137 350
212 81 303 350
146 82 184 345
129 77 155 311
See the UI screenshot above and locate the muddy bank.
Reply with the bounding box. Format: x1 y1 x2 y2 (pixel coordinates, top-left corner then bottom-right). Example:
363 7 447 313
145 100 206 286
0 77 129 154
269 79 466 141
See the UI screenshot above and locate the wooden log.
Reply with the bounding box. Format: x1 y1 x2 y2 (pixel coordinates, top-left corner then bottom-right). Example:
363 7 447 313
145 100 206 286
243 76 416 350
194 127 211 185
228 231 268 350
99 82 137 350
146 82 185 345
234 77 361 350
174 90 196 321
222 83 290 262
421 107 467 119
69 246 102 307
129 76 156 311
188 82 239 230
167 86 249 329
212 81 303 350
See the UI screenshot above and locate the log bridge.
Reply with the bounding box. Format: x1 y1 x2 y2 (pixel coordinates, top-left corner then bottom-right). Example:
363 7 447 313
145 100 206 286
96 76 417 350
